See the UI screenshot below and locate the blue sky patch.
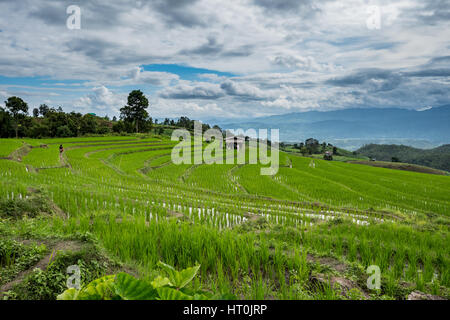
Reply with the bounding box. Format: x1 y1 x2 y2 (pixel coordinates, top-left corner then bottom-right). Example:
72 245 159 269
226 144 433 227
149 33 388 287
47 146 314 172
142 64 234 81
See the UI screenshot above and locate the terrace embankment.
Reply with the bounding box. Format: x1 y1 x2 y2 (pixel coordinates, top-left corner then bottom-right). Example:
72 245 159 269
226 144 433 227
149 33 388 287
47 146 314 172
348 160 448 175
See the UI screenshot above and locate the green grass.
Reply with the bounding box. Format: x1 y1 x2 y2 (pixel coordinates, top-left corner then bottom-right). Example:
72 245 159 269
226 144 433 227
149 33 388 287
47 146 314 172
0 140 24 157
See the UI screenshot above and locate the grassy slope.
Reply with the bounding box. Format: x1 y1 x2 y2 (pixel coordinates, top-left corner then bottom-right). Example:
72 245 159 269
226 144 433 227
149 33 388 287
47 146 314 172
356 144 450 172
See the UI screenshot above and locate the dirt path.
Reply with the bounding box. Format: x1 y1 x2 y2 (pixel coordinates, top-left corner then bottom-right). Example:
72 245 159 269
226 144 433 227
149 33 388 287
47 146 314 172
9 144 32 162
0 240 83 296
60 151 72 169
306 254 349 273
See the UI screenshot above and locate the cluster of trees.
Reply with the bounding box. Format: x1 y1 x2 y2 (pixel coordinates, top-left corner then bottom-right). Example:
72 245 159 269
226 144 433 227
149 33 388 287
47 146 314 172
0 90 153 139
0 89 223 140
292 138 338 156
0 98 113 139
159 116 222 134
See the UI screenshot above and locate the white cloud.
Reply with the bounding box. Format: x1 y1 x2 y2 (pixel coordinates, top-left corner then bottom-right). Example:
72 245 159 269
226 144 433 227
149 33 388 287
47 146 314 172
0 0 448 117
220 80 269 100
159 81 225 100
74 86 126 115
126 67 179 86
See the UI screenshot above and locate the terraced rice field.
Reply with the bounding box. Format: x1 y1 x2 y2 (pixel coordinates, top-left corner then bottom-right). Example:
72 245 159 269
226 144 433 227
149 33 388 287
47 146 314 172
0 135 449 299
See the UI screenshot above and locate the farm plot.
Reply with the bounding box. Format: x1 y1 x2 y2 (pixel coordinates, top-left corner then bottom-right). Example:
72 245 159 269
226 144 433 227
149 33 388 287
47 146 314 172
0 140 24 158
22 145 61 168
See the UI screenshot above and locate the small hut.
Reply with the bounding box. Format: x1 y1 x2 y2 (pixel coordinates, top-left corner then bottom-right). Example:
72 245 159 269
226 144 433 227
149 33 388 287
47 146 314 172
323 151 333 161
225 136 244 150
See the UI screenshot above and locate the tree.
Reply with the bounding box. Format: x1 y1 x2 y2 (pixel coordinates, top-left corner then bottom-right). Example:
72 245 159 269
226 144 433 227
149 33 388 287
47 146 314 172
45 110 68 137
80 114 98 135
112 120 126 133
33 108 39 118
0 107 14 138
28 122 50 138
300 146 309 156
39 104 50 117
332 146 338 155
213 125 222 134
177 116 194 130
67 112 82 136
5 96 28 138
120 90 149 133
56 125 73 137
202 123 210 133
305 138 319 154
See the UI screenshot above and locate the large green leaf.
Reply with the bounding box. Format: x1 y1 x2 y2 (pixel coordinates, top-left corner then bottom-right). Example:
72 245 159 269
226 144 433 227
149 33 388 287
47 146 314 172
156 287 193 300
57 264 203 301
77 275 118 300
178 265 201 289
157 261 200 289
157 261 178 286
192 293 210 300
151 275 172 288
114 272 158 300
57 288 79 300
212 292 238 300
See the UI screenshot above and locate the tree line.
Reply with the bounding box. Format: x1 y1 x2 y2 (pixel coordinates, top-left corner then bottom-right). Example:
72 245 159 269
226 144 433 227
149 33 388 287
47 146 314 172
290 138 338 155
0 90 219 139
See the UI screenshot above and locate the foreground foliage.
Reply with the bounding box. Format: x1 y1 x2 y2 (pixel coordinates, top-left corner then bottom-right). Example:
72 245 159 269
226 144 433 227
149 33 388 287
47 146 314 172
58 261 226 300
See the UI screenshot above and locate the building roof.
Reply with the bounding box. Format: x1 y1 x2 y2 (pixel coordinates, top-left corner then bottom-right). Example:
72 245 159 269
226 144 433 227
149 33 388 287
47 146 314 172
224 136 245 142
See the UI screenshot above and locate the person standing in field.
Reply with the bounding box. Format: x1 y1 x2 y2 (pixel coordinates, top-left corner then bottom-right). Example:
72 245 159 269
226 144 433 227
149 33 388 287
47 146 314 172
59 144 64 154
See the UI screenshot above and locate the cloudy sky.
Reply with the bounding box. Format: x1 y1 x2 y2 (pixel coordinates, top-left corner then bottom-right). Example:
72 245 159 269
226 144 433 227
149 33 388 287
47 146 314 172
0 0 449 120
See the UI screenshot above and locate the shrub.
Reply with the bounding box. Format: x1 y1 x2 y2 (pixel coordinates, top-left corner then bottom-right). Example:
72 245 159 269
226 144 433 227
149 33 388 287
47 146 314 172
0 197 49 219
10 247 109 300
58 261 232 300
56 125 74 138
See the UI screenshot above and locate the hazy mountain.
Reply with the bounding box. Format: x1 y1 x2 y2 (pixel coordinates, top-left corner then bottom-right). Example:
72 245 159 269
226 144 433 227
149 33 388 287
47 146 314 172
215 105 450 150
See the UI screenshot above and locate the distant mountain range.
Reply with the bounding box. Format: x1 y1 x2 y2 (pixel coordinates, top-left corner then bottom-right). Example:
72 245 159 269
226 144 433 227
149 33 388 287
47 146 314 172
355 144 450 172
213 105 450 150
